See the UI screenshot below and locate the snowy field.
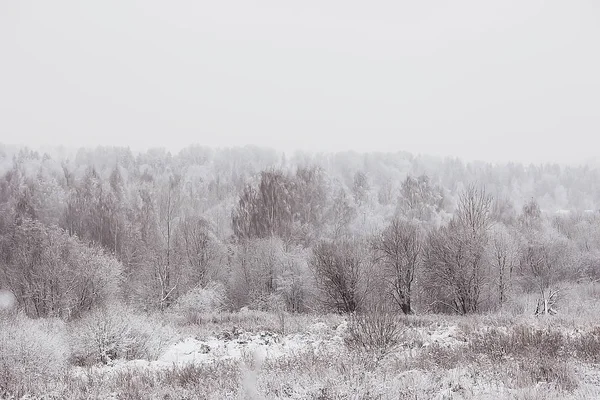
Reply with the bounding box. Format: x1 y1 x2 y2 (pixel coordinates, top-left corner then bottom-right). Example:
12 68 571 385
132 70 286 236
3 307 600 400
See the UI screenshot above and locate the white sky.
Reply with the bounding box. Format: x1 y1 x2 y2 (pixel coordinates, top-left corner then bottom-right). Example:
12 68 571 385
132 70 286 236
1 1 599 164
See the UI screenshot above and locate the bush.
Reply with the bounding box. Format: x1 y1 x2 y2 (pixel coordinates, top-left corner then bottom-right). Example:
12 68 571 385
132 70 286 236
517 357 578 392
172 281 227 324
311 239 369 313
0 313 69 397
0 220 123 319
570 326 600 362
69 303 177 366
469 325 566 361
414 344 469 370
345 305 402 358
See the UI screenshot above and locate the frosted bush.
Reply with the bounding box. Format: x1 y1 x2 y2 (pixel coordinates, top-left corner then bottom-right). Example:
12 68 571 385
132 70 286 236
176 281 227 313
2 220 123 319
69 303 177 366
0 313 69 397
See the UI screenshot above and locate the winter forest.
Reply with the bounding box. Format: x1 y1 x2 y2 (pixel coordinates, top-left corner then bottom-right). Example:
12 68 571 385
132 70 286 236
3 143 600 399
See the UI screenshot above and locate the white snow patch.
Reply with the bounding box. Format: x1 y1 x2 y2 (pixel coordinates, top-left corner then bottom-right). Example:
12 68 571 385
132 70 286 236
72 327 346 378
0 289 16 310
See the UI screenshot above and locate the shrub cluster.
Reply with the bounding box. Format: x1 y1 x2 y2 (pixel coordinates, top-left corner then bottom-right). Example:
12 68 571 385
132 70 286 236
69 303 177 366
345 306 403 358
0 313 69 397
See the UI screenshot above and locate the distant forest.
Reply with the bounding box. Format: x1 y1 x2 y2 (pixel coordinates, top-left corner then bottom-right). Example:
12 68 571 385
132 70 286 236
1 144 599 317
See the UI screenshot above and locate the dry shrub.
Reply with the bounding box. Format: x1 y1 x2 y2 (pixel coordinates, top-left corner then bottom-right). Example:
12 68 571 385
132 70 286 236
192 308 292 335
69 303 177 366
345 305 402 358
570 326 600 362
72 361 240 400
0 313 69 398
469 325 566 361
414 344 469 370
467 324 578 392
517 357 578 392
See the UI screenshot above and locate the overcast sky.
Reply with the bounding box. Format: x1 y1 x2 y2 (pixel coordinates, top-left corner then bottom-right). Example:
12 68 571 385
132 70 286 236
1 1 599 164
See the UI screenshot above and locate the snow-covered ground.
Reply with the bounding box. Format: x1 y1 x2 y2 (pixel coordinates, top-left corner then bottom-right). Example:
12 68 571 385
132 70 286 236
63 319 600 400
73 320 467 379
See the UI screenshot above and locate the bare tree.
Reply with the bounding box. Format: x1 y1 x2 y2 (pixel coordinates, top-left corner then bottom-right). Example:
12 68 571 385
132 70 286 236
457 184 493 235
372 218 423 314
423 185 492 314
292 166 327 243
156 173 182 310
352 171 370 205
232 170 294 241
310 240 368 313
491 195 517 225
227 237 286 310
327 188 356 240
518 230 576 315
177 217 213 285
519 198 542 230
488 225 520 307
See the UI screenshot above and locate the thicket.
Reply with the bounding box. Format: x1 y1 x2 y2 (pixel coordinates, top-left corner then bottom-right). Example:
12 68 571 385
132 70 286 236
1 144 599 318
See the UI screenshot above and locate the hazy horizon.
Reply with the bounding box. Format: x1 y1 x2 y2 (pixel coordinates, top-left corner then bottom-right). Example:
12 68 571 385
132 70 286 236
2 1 599 165
3 141 600 170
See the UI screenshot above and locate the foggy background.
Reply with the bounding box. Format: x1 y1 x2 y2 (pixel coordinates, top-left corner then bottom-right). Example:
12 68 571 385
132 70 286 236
1 0 599 164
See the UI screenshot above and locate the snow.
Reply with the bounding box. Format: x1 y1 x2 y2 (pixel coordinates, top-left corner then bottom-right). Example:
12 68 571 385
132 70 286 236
72 321 472 379
0 289 16 310
72 323 346 378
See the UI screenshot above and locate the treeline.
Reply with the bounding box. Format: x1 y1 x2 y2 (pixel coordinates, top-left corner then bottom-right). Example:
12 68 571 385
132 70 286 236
0 144 599 318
